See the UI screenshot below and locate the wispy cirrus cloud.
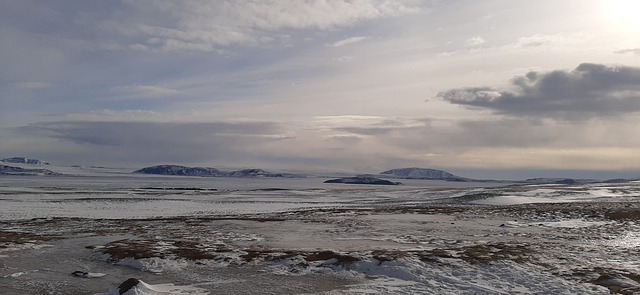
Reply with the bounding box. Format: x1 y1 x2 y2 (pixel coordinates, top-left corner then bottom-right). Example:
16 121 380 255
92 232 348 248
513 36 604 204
96 0 424 52
513 33 589 49
466 36 485 46
332 36 368 47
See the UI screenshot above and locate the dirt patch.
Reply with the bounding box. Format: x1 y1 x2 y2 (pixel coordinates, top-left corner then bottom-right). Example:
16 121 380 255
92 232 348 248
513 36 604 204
103 239 166 260
171 240 217 260
605 208 640 221
371 250 408 263
103 239 232 261
416 243 535 264
444 192 504 203
305 250 360 264
383 205 471 215
132 216 287 223
239 248 360 265
0 230 57 246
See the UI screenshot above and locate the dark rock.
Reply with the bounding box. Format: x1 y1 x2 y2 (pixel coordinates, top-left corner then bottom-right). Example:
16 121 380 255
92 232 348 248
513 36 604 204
71 271 88 278
118 278 140 294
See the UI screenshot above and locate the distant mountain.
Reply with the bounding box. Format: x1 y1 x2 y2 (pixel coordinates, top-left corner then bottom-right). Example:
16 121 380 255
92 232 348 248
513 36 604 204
0 164 58 176
134 165 226 177
380 168 468 181
1 157 49 165
227 169 269 177
324 176 400 185
522 178 598 185
133 165 306 178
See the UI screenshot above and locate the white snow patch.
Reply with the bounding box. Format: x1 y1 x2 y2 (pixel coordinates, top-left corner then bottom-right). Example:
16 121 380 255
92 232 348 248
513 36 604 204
103 279 209 295
308 257 610 294
605 231 640 249
115 257 185 274
5 271 32 278
471 195 566 205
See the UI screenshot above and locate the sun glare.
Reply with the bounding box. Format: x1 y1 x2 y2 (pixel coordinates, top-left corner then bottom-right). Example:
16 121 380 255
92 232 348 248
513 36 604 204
604 0 640 30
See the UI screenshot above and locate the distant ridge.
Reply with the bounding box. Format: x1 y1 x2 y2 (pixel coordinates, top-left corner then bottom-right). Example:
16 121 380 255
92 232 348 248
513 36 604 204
1 157 49 165
324 176 400 185
134 165 225 177
380 167 468 181
0 164 58 176
133 165 305 178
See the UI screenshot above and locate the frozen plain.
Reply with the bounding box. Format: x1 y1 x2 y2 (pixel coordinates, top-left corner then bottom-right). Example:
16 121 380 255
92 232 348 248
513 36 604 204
1 169 640 294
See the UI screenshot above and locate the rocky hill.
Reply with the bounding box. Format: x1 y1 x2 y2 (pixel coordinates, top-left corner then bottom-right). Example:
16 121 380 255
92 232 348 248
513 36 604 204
1 157 49 165
324 176 400 185
380 168 468 181
133 165 305 178
0 165 58 176
134 165 225 177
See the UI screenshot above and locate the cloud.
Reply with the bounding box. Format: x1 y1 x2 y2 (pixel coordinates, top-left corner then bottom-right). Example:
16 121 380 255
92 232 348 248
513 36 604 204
97 0 424 52
7 110 640 172
333 55 354 63
332 36 368 47
19 120 286 145
615 48 640 55
111 85 178 98
439 63 640 119
513 34 586 48
466 36 485 46
11 82 51 90
14 120 293 166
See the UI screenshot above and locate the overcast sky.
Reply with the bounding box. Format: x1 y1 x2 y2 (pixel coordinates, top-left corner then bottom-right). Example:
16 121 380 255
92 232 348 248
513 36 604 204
1 0 640 178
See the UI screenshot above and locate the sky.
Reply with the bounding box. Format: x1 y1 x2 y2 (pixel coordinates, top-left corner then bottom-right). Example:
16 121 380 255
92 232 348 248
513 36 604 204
1 0 640 179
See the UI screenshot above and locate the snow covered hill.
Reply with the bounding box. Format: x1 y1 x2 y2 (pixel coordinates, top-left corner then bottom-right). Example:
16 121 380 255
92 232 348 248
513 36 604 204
380 167 469 181
324 176 401 185
1 157 49 165
134 165 226 177
0 164 59 176
133 165 306 178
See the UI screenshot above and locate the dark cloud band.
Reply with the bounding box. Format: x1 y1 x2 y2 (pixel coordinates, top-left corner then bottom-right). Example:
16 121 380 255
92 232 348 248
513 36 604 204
439 63 640 119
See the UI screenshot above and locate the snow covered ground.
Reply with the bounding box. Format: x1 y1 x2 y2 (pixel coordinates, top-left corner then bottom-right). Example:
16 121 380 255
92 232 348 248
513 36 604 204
1 173 640 294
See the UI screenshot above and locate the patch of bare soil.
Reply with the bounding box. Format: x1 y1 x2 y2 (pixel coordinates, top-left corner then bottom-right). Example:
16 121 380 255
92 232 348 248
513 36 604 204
131 216 287 223
371 250 408 263
103 239 165 260
0 230 58 246
101 238 365 267
100 236 536 272
605 208 640 221
415 243 536 264
103 239 228 261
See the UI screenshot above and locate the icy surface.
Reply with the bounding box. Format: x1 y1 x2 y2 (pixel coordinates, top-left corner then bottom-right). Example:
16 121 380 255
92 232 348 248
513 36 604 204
1 174 640 294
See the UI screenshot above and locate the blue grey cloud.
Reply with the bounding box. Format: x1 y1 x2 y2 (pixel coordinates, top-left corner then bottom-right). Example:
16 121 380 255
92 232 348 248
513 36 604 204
439 63 640 119
15 121 292 165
